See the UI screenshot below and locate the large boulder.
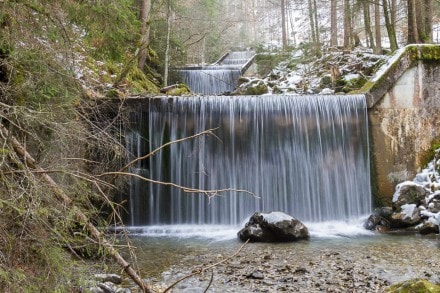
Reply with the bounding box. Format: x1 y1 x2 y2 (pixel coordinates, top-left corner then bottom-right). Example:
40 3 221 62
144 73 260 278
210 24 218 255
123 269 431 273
238 212 309 242
390 204 422 228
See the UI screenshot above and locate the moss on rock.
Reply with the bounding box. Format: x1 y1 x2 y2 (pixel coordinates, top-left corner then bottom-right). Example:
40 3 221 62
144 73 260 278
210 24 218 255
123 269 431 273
385 279 440 293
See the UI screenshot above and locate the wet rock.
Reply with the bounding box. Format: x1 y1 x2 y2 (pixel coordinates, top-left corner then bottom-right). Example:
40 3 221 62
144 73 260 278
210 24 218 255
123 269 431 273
364 207 393 230
247 270 264 279
237 211 309 242
385 278 440 292
419 221 440 235
94 274 122 285
392 182 430 209
390 204 422 228
97 282 117 293
233 79 268 95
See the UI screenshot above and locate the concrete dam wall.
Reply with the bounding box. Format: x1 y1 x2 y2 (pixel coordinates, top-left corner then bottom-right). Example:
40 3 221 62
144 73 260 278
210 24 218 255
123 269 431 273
365 45 440 205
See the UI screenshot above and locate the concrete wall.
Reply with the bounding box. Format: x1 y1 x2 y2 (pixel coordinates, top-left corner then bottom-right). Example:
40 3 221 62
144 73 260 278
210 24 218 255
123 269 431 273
367 45 440 205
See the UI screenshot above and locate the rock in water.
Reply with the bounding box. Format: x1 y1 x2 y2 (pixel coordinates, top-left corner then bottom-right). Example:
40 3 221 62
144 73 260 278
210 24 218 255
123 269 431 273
238 212 309 242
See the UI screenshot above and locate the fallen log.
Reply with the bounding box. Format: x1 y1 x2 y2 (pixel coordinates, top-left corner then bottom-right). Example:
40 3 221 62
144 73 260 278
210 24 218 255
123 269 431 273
0 123 152 293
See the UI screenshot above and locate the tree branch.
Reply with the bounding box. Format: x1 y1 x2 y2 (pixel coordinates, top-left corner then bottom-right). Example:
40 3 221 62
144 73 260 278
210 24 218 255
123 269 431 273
0 123 153 293
118 127 220 173
163 239 249 292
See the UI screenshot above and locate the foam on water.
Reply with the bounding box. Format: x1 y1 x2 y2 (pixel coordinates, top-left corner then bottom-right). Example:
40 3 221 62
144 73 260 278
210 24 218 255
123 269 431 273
123 216 374 241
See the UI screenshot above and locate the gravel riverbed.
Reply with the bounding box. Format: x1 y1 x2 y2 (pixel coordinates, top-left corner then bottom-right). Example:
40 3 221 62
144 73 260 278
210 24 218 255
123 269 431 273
128 232 440 292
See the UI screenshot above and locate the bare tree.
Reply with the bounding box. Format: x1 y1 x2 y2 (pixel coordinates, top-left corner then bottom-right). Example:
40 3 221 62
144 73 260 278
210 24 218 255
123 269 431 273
363 0 375 49
138 0 152 69
163 0 172 86
382 0 398 51
374 0 382 53
331 0 338 47
281 0 288 50
343 0 353 49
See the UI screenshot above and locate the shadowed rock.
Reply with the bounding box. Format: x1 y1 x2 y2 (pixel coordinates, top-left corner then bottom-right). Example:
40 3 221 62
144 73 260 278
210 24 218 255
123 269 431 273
238 211 309 242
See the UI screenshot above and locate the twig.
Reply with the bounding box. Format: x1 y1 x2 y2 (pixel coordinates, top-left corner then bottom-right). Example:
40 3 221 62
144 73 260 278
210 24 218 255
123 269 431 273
203 270 214 293
163 239 249 292
99 171 258 198
118 128 220 173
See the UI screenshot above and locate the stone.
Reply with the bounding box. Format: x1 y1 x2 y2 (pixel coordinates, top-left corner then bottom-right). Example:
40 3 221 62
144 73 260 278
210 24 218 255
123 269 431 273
392 182 430 210
364 207 393 230
385 279 440 293
418 221 440 235
97 282 117 293
390 204 422 228
237 211 309 242
94 274 122 285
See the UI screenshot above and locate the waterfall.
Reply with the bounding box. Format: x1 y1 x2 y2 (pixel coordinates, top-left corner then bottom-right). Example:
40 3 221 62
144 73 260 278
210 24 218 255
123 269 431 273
177 69 242 95
124 95 372 226
177 51 255 95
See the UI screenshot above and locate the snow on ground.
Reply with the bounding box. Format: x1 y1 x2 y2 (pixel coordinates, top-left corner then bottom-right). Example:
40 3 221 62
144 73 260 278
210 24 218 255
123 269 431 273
237 47 390 95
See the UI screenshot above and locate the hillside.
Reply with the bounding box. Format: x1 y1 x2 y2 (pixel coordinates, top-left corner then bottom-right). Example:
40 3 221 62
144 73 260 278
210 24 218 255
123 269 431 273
0 1 161 291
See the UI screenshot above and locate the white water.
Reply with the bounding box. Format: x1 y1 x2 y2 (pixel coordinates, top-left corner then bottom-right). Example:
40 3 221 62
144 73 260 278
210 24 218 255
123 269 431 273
124 94 372 229
178 69 241 94
177 51 254 94
123 218 374 240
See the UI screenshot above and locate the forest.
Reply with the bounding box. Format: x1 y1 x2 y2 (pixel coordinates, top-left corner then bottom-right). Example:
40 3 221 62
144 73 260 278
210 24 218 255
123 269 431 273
0 0 440 292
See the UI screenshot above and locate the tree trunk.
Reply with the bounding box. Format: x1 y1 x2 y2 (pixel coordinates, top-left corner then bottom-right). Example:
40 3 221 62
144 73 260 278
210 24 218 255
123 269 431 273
407 0 419 43
363 0 375 49
138 0 152 70
424 0 433 42
308 0 317 45
382 0 398 51
281 0 287 50
415 0 427 42
164 0 172 87
343 0 352 49
330 0 338 47
374 0 382 54
313 0 320 47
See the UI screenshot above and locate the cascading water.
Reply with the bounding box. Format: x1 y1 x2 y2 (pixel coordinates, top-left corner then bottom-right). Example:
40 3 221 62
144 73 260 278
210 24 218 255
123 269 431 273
177 51 255 95
124 95 372 228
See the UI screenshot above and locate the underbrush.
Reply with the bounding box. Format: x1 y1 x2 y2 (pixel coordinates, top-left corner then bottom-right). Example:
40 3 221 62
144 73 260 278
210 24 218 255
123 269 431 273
0 0 142 291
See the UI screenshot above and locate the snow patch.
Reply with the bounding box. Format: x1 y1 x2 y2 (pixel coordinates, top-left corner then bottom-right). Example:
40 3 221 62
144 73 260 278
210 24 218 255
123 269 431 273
262 212 294 224
401 204 417 219
392 181 420 202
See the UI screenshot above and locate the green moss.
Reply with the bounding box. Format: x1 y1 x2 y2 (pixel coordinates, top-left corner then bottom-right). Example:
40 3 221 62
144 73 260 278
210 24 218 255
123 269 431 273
244 83 268 95
126 66 160 94
417 45 440 61
419 139 440 168
166 83 190 96
385 279 440 293
356 45 440 96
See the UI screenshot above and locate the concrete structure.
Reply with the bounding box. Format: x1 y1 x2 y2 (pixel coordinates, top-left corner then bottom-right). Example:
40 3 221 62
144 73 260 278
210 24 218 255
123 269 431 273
363 45 440 205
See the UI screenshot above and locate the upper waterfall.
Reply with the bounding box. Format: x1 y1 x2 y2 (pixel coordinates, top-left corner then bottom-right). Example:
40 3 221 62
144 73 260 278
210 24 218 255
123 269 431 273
124 94 372 226
177 51 255 95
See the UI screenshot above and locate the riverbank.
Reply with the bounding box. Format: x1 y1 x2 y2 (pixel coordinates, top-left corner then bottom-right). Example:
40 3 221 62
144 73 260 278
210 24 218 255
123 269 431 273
123 232 440 292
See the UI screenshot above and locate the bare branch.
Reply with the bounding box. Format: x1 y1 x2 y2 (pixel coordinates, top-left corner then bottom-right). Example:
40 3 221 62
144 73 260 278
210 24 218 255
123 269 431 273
118 127 220 173
99 171 258 199
163 239 250 293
